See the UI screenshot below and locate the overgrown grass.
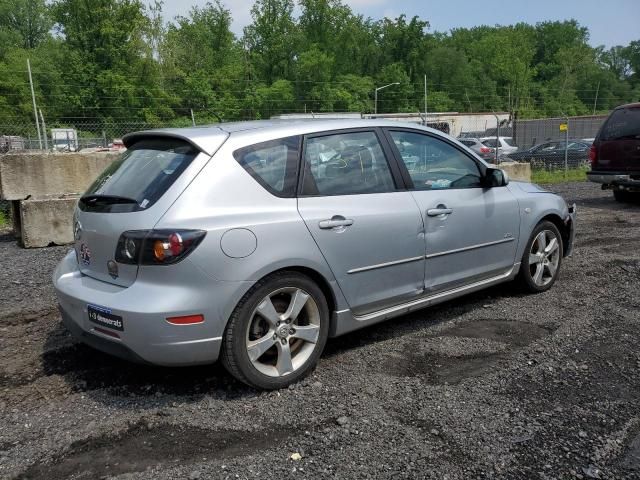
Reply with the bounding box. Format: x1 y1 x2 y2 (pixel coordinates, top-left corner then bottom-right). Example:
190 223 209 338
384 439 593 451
531 166 589 184
0 200 9 228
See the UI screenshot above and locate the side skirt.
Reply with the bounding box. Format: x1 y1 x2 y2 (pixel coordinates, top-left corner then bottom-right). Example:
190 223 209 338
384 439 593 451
328 263 520 337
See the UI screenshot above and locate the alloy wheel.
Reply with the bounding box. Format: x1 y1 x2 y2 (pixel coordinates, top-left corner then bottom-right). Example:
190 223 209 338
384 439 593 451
245 287 321 377
528 229 560 287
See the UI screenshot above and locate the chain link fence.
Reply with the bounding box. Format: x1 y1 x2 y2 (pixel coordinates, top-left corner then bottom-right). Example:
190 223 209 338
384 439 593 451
0 111 608 165
0 109 609 233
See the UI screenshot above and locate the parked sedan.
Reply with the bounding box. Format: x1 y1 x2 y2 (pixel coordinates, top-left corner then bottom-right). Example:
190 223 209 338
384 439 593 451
480 136 518 155
458 137 496 161
53 120 576 390
508 140 591 168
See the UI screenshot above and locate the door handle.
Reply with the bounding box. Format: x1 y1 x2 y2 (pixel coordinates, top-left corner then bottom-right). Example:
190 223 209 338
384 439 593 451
318 216 354 229
427 206 453 217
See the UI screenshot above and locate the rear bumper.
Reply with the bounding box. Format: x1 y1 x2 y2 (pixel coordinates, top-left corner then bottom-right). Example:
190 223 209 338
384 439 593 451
587 171 640 191
53 250 249 366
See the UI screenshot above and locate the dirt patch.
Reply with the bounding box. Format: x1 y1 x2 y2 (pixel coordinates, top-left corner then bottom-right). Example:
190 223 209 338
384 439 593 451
383 320 553 383
16 421 293 480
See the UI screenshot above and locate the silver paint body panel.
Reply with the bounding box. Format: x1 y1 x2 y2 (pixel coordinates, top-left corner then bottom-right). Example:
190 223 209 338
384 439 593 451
53 119 575 366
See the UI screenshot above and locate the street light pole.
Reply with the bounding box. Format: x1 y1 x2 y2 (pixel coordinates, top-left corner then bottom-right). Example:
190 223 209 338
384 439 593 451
374 82 400 115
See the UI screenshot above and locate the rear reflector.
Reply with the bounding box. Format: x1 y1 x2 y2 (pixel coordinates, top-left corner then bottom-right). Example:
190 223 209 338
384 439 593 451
166 314 204 325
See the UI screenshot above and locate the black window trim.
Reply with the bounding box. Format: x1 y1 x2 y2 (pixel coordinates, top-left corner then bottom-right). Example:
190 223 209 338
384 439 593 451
381 127 490 191
297 127 409 198
232 135 302 198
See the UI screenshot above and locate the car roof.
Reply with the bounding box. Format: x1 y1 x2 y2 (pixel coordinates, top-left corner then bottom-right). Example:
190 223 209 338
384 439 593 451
123 119 448 155
614 102 640 110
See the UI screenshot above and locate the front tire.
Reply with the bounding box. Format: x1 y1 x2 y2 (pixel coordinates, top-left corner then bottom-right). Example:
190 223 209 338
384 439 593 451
517 221 563 293
221 271 330 390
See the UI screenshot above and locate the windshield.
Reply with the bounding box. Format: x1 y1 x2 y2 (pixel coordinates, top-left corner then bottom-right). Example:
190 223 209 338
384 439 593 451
80 138 198 213
601 107 640 141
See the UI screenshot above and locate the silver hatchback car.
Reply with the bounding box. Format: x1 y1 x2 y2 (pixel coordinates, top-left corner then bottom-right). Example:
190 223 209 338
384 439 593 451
53 120 576 389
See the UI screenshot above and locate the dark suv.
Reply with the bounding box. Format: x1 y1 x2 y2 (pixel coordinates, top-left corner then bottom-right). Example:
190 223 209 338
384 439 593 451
588 103 640 202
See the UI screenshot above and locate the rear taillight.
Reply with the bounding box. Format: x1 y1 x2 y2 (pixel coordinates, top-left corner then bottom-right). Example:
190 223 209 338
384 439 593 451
589 144 598 167
480 147 492 153
116 230 206 265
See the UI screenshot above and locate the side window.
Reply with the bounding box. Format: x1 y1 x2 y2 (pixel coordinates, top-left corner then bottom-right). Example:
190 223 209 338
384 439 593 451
389 130 483 190
233 136 300 197
301 131 396 196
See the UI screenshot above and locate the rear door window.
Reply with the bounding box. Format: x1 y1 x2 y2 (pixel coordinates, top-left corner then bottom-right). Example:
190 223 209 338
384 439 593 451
301 131 397 196
601 107 640 140
80 138 198 213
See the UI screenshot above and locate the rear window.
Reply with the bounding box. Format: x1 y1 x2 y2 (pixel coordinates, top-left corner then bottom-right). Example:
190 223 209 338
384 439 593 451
601 107 640 141
482 139 497 147
503 137 516 147
233 136 301 197
460 140 475 147
80 138 198 213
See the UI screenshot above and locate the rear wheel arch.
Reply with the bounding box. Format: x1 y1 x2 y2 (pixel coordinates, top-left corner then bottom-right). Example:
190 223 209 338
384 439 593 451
223 265 338 329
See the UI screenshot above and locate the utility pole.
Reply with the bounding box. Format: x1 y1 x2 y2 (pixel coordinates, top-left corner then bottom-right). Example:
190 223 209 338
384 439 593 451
39 109 48 150
27 59 42 149
593 81 600 115
564 115 569 179
424 75 428 125
190 109 196 127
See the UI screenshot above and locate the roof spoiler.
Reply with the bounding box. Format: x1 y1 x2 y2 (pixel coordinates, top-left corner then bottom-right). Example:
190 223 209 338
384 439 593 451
122 128 229 156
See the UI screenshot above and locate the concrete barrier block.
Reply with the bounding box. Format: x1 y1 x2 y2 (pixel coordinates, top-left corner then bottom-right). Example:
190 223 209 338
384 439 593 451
0 152 118 200
19 195 77 248
500 161 531 182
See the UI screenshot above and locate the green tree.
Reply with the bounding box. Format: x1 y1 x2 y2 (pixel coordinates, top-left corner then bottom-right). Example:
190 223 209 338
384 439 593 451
244 0 298 83
0 0 51 50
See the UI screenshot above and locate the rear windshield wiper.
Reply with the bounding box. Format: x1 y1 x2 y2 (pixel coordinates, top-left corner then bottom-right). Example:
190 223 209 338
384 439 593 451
80 194 139 206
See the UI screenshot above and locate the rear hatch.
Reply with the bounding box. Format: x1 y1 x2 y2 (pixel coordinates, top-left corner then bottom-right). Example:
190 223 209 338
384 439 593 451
74 132 227 287
595 105 640 172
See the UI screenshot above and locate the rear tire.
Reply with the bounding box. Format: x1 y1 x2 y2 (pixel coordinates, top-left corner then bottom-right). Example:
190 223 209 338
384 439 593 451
516 221 563 293
221 271 329 390
613 190 637 203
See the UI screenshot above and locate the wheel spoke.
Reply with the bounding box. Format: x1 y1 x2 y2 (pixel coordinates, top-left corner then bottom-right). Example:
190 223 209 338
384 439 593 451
282 289 309 322
275 341 294 376
247 333 276 362
529 253 542 265
545 261 557 278
256 296 281 326
535 231 547 252
545 237 559 255
291 324 320 344
532 263 544 284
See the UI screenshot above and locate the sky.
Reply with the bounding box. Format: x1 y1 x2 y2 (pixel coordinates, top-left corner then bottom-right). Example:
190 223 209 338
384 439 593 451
161 0 640 48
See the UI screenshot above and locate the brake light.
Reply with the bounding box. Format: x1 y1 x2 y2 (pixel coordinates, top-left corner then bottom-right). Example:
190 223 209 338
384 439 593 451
480 147 492 153
589 144 598 167
116 230 206 265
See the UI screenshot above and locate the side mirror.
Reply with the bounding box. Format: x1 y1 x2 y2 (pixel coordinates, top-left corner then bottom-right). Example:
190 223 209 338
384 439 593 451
483 167 509 187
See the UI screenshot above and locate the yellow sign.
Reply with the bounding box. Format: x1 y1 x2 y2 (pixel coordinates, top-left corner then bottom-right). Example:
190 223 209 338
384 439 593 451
559 123 568 132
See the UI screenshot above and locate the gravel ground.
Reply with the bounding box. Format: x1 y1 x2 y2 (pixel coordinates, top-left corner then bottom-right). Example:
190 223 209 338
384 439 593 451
1 181 639 480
